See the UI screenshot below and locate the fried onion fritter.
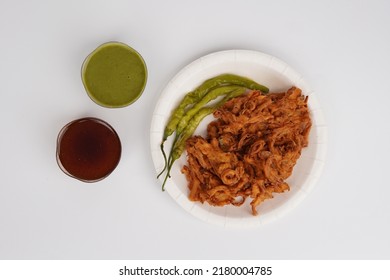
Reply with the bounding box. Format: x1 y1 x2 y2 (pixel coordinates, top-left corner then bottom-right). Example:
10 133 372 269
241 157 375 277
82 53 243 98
181 87 311 215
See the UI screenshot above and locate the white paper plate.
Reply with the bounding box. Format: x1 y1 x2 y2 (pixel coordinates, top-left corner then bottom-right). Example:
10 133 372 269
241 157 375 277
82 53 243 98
150 50 327 228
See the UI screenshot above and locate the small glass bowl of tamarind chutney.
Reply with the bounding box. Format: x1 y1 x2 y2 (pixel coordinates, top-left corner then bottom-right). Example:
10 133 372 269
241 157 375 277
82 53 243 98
56 117 121 182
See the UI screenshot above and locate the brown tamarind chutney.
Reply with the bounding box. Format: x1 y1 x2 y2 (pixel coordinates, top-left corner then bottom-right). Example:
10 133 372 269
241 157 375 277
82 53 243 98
56 117 121 182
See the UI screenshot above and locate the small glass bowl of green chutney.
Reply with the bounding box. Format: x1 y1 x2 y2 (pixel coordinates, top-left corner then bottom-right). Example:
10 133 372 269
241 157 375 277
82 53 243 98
81 41 147 108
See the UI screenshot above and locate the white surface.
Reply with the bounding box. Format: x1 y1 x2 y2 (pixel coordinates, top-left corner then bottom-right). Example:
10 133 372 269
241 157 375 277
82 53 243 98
151 50 326 227
0 0 389 259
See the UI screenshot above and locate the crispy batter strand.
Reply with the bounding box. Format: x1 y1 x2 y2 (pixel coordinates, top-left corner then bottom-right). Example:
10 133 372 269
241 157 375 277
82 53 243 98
181 87 312 215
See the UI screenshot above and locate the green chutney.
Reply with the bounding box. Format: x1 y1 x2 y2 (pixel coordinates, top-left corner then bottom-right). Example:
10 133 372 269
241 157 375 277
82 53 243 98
81 42 147 108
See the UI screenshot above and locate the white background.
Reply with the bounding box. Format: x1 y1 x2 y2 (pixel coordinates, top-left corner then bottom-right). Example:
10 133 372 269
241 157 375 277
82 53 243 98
0 0 389 260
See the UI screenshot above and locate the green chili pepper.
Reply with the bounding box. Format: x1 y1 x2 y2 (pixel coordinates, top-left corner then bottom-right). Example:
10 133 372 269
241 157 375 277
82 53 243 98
157 94 198 178
187 73 268 99
161 87 247 190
